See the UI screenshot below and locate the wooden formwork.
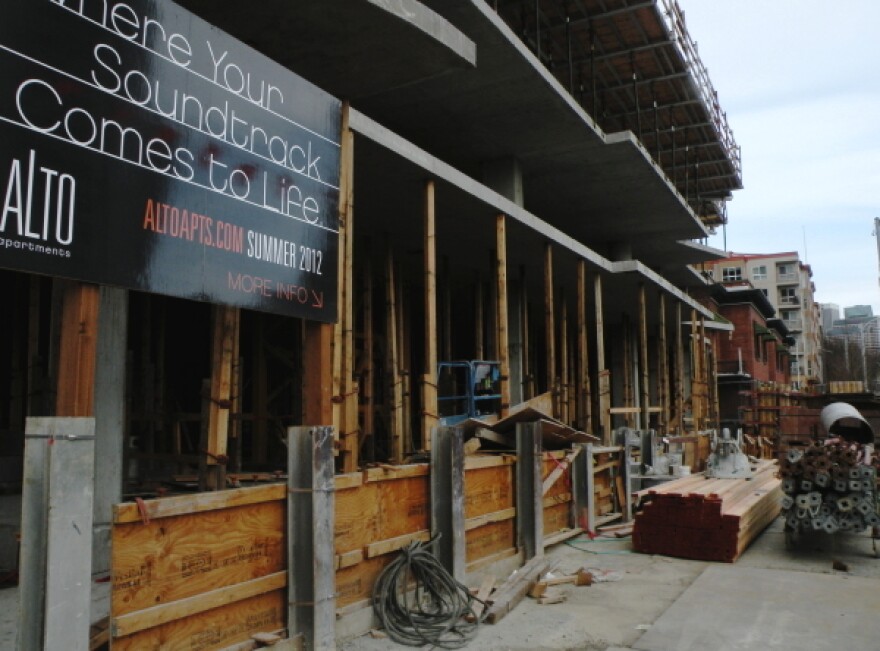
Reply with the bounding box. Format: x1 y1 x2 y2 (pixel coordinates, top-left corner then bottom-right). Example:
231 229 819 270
108 436 582 647
111 485 288 650
334 450 577 614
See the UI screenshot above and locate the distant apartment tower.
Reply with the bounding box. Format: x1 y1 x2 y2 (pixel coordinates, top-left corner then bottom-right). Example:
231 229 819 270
700 252 823 390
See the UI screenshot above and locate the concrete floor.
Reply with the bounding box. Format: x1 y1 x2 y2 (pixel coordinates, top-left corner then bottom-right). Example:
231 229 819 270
1 516 878 651
341 518 880 651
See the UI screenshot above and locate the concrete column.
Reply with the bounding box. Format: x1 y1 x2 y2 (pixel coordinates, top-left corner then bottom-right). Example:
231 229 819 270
18 417 95 651
288 426 336 651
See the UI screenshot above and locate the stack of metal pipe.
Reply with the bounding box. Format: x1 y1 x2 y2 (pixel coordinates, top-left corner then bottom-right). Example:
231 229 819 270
779 441 879 534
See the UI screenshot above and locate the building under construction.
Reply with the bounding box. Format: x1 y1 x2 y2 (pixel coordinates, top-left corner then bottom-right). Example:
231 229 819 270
0 1 755 648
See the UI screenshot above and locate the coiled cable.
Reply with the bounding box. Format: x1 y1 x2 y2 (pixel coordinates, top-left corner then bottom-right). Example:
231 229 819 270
372 536 485 648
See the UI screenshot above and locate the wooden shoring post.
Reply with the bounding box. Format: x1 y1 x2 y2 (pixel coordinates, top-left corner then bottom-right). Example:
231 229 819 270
253 313 268 464
422 179 439 451
658 292 669 432
26 276 41 417
594 274 611 444
576 262 591 433
520 265 531 400
474 277 484 360
690 308 699 430
488 251 498 360
675 301 684 435
699 316 708 431
304 322 334 428
544 243 556 416
337 102 357 471
516 421 544 560
229 310 242 473
495 214 511 417
398 264 411 452
560 290 569 425
204 305 238 491
386 248 404 462
639 284 650 431
622 315 633 428
288 426 336 651
430 426 466 582
363 252 375 458
56 282 100 417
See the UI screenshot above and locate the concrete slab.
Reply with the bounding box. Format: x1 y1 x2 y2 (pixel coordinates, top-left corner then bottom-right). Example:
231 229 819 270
632 564 880 651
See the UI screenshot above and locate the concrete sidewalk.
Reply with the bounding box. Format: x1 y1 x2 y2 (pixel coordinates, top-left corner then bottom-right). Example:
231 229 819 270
341 517 880 651
3 516 878 651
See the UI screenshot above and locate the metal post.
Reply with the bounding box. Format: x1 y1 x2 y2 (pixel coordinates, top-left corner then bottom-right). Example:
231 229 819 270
571 443 590 532
18 417 95 651
516 422 543 559
430 426 466 582
584 442 596 533
288 426 336 651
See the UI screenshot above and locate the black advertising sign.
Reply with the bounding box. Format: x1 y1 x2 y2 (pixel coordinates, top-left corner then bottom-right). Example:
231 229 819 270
0 0 341 321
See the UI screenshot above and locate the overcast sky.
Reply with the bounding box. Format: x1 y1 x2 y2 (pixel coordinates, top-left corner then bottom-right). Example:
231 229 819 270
679 1 880 315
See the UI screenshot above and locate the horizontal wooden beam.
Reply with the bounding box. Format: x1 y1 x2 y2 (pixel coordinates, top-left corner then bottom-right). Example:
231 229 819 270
113 484 284 523
112 572 286 638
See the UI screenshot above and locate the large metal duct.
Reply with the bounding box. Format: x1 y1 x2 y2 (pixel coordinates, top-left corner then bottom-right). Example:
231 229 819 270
820 402 875 444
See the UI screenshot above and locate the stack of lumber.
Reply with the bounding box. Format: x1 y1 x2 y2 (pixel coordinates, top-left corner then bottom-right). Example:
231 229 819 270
632 460 781 562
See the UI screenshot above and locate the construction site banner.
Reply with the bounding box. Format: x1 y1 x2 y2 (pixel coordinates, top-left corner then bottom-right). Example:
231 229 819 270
0 0 341 322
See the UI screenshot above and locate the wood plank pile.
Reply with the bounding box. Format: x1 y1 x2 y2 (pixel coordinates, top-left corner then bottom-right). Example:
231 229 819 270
632 460 781 562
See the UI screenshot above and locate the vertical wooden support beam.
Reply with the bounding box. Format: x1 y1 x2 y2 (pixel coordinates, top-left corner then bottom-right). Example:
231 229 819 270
699 316 707 430
520 265 530 400
422 179 439 451
304 322 334 427
474 279 484 360
363 255 375 456
19 417 95 651
576 262 591 433
386 250 404 462
230 329 243 473
288 426 336 651
675 302 685 435
495 214 511 417
337 103 357 471
594 275 611 444
26 276 42 417
430 426 465 581
204 305 238 490
638 284 650 431
690 309 699 430
622 315 633 428
658 293 669 431
253 314 268 464
398 265 411 450
544 243 556 414
56 283 100 417
560 293 569 425
516 421 543 560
